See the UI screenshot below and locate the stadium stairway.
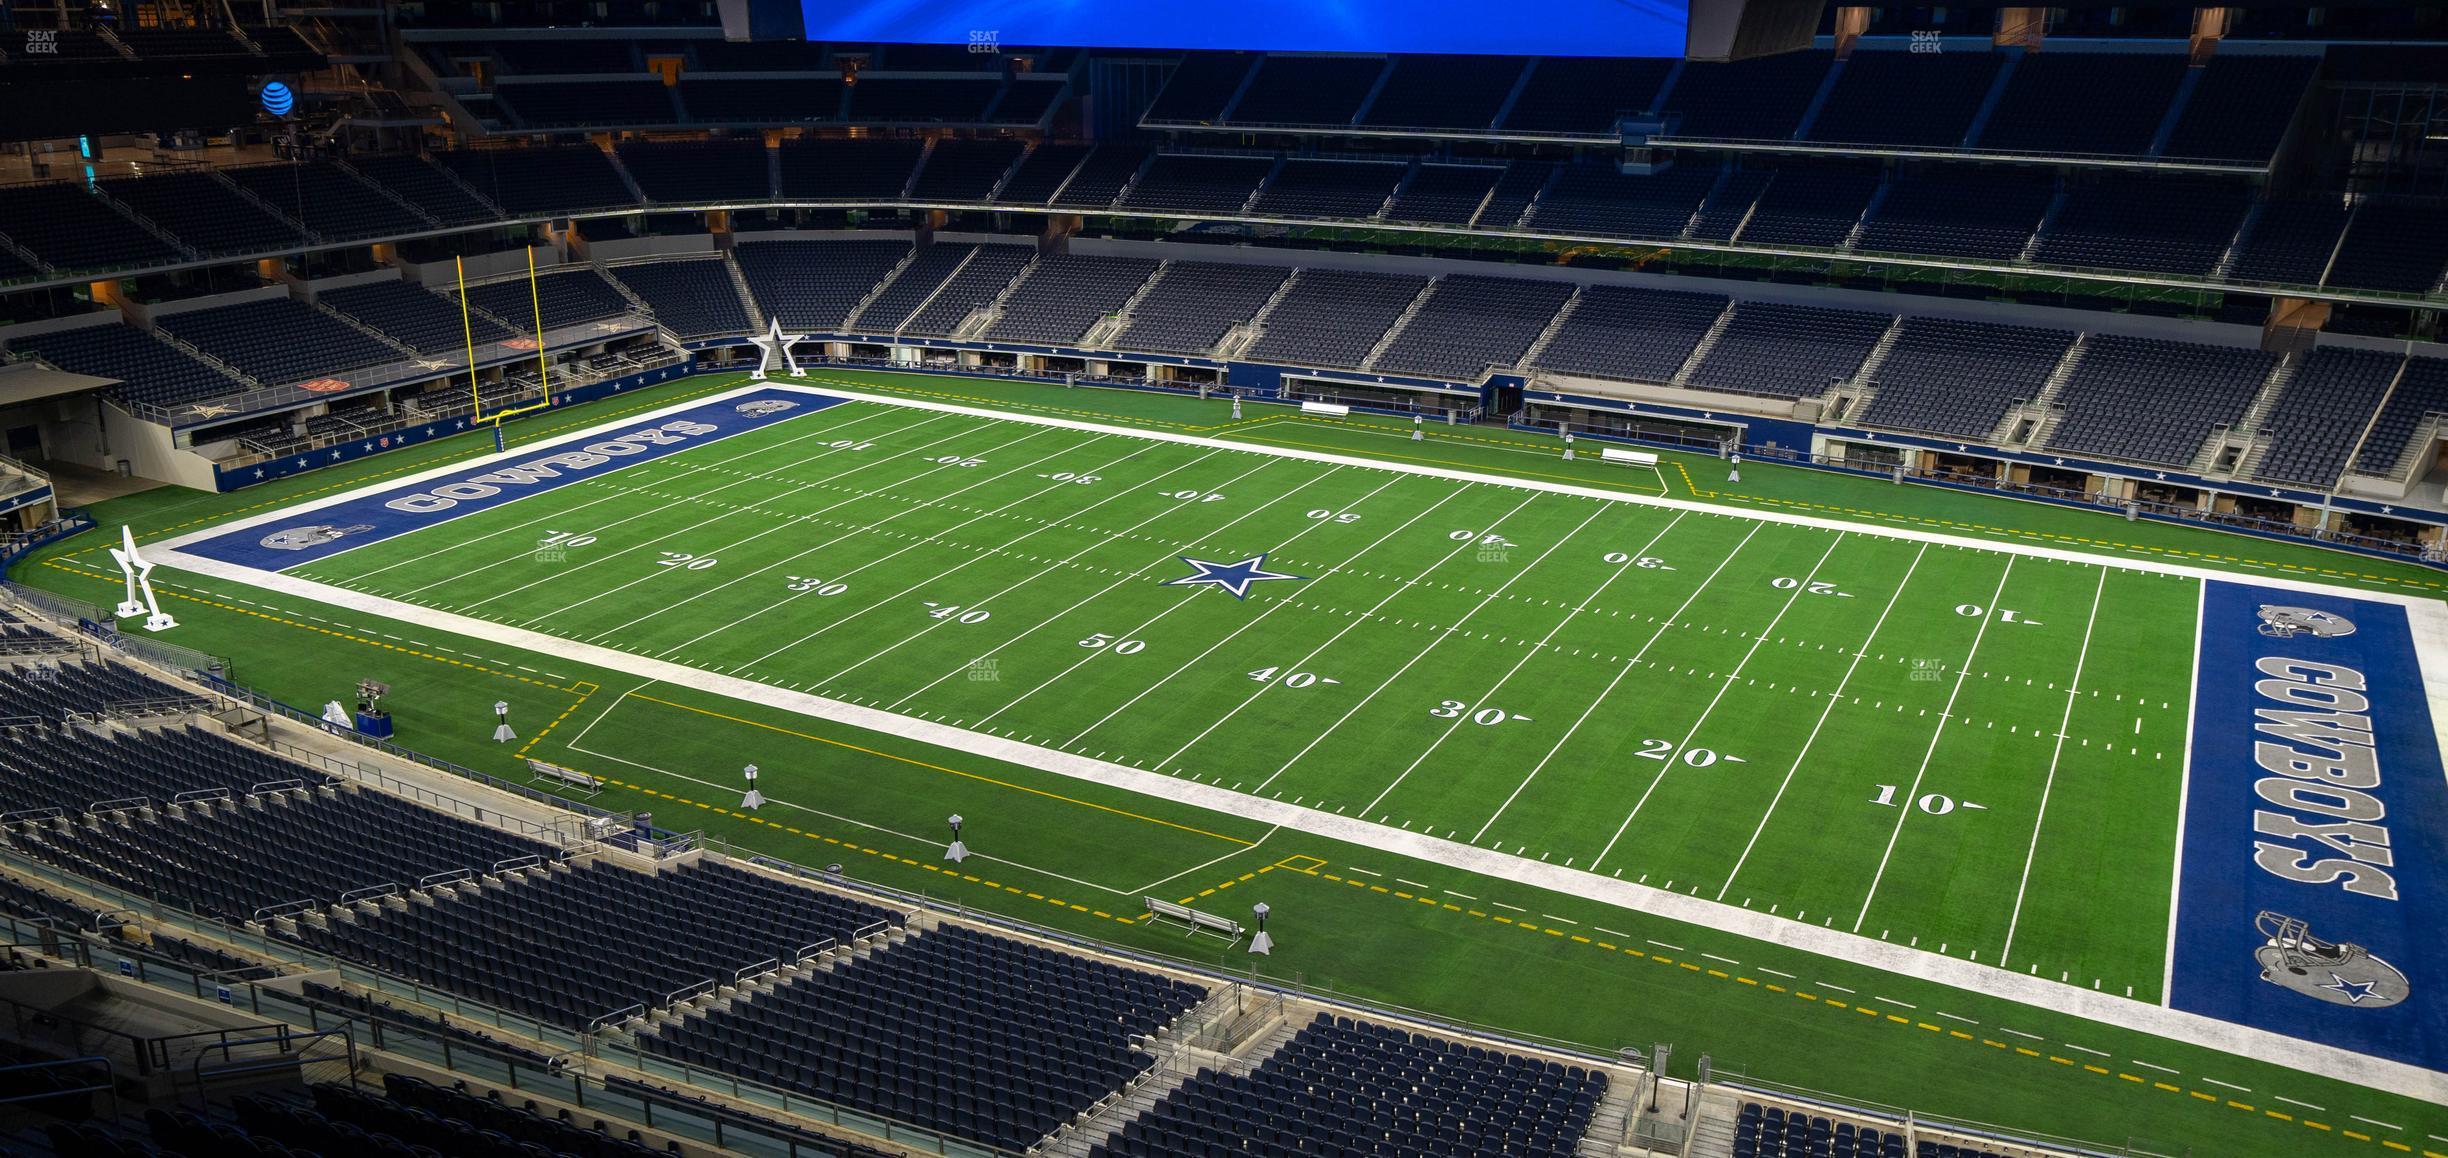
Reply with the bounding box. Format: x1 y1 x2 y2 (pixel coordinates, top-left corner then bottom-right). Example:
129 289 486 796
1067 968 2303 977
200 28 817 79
1034 991 1276 1157
1668 300 1741 387
721 249 767 331
1359 277 1443 371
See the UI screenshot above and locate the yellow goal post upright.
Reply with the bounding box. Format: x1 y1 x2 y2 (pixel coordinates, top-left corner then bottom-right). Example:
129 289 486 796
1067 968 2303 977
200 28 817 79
456 245 557 454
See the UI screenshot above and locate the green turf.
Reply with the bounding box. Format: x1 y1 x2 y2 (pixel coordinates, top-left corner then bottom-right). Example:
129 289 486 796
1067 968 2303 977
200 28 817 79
285 388 2199 1001
17 369 2448 1158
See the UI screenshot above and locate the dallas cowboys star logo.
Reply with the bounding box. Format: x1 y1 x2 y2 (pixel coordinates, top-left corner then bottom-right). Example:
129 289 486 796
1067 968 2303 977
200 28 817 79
2321 973 2381 1004
1164 553 1303 600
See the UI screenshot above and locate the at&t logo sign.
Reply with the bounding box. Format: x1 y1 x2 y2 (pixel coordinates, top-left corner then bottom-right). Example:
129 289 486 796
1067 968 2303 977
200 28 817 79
260 80 295 117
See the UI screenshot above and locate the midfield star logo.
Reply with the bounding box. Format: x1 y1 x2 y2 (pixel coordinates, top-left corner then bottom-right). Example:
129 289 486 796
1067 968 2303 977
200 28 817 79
1163 554 1303 600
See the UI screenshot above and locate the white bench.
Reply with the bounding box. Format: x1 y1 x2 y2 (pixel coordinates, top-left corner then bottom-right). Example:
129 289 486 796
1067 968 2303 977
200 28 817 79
1598 447 1660 467
527 759 603 798
1144 896 1244 941
1299 401 1352 418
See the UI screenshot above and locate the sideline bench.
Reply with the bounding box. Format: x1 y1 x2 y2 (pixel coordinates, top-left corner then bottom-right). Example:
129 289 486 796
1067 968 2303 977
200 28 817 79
527 760 603 798
1144 896 1244 941
1598 447 1660 467
1299 401 1352 418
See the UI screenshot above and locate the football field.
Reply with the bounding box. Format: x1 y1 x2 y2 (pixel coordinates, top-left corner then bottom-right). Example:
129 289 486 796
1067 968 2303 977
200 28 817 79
155 379 2448 1097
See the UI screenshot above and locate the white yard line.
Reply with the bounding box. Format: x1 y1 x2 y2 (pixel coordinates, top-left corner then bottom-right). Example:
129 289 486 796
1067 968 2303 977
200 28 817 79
1997 566 2109 967
1591 532 1849 870
1359 509 1679 817
395 412 958 600
1128 829 1279 897
1717 543 1929 899
1853 557 2019 931
952 468 1367 723
722 444 1230 674
320 402 906 584
663 435 1168 661
1260 498 1611 796
2162 579 2208 1006
1064 481 1469 748
441 419 1017 611
1165 490 1543 778
573 422 1023 641
1474 518 1754 842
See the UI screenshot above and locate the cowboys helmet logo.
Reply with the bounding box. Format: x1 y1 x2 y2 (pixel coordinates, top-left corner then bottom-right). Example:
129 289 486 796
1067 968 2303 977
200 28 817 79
2254 912 2408 1008
735 400 798 417
2257 605 2355 640
259 524 374 551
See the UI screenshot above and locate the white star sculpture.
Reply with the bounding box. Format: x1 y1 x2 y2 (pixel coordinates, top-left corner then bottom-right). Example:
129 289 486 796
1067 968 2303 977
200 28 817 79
749 317 810 380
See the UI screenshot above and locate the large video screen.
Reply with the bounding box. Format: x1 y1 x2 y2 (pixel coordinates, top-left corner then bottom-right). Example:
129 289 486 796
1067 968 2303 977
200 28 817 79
801 0 1687 57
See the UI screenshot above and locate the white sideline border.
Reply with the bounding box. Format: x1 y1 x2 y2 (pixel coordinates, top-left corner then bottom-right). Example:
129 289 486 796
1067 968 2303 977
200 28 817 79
154 379 2448 1104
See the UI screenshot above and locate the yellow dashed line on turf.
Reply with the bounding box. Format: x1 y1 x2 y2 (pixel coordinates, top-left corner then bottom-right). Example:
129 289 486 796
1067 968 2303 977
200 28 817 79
1267 859 2424 1151
623 692 1249 845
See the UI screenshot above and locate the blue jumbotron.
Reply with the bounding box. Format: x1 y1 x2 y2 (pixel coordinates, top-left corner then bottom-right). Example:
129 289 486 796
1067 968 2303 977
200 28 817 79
801 0 1687 57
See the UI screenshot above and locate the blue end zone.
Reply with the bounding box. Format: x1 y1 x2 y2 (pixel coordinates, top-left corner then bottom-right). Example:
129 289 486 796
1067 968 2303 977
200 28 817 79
2172 580 2448 1071
178 388 841 572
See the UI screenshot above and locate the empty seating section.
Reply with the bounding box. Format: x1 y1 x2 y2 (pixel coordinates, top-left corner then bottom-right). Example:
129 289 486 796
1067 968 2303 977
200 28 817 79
1232 57 1385 125
1687 302 1890 399
1499 58 1673 136
293 858 902 1028
461 268 633 332
2164 55 2319 162
5 324 240 409
2043 335 2275 466
1387 165 1504 225
157 297 403 387
910 139 1027 202
13 786 557 923
2328 202 2448 295
609 259 751 339
995 143 1093 204
2254 347 2403 488
318 280 512 356
1144 54 1255 123
1735 168 1880 248
0 182 185 272
1113 262 1291 354
1980 53 2185 156
1121 154 1274 214
502 80 675 128
903 245 1035 336
1527 166 1718 239
2351 357 2448 477
440 147 636 218
2229 199 2350 286
99 172 307 257
1095 1013 1605 1158
1857 172 2052 261
982 255 1161 344
214 1077 678 1158
1734 1102 1907 1158
347 155 502 225
1375 276 1575 380
639 924 1204 1150
1473 161 1554 229
778 139 924 201
1855 319 2074 438
1050 145 1149 209
852 244 980 332
1531 286 1729 383
2033 177 2249 275
1686 170 1774 241
993 81 1066 125
223 162 430 241
1809 52 2000 148
736 240 911 331
0 723 314 816
682 77 845 124
615 138 772 204
848 78 999 122
1659 54 1830 141
0 659 200 719
1250 160 1404 220
1362 56 1526 130
1245 270 1430 369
